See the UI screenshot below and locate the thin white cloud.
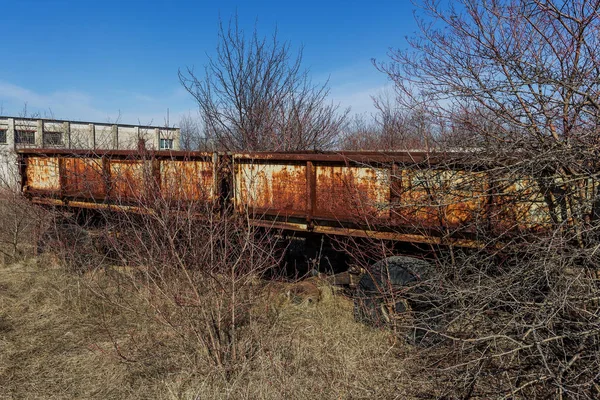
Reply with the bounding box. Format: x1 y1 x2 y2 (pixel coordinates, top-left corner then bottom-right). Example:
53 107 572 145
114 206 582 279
317 61 391 117
0 72 389 128
0 81 112 121
329 85 381 116
0 81 197 127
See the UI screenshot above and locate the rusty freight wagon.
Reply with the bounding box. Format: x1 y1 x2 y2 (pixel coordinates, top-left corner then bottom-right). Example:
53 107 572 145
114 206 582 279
17 148 563 248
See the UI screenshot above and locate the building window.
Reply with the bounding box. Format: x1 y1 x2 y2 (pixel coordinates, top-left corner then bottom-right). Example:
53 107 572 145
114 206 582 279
15 130 35 145
43 131 62 146
0 130 6 144
160 138 174 150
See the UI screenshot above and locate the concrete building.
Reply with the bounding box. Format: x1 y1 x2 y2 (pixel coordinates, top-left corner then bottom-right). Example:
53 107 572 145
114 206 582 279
0 116 181 188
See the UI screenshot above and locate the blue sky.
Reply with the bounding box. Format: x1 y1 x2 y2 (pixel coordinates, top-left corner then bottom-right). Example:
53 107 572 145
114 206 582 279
0 0 418 126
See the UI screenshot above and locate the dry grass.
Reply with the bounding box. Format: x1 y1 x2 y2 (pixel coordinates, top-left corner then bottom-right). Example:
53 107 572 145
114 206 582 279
0 258 411 400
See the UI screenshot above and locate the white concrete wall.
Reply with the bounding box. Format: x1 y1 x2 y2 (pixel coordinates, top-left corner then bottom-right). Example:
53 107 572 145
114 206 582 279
0 118 19 190
0 150 19 189
0 117 180 151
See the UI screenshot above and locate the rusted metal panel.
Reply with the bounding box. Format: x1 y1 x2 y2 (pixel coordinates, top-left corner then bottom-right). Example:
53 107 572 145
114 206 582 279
491 175 552 232
160 160 214 201
109 159 150 200
62 157 106 198
314 165 391 220
393 168 488 230
235 162 308 215
25 157 60 192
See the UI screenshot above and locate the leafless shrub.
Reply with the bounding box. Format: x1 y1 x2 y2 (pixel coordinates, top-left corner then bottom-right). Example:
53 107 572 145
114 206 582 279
37 211 103 273
68 160 288 379
339 2 600 397
338 151 600 398
0 189 46 264
379 240 600 399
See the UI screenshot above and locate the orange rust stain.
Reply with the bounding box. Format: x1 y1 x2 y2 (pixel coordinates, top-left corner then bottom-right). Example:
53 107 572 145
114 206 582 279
270 166 307 212
26 157 60 192
109 160 148 200
161 160 214 201
314 166 390 220
235 163 307 214
393 169 487 230
63 158 106 199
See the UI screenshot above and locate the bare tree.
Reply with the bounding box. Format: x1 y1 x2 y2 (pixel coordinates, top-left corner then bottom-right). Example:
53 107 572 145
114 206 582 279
377 0 600 244
179 16 348 151
340 92 433 151
178 111 207 151
379 1 600 153
353 1 600 398
339 113 380 150
374 92 436 151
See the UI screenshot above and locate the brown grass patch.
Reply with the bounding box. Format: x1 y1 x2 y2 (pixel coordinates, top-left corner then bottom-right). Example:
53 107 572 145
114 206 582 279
0 259 413 400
